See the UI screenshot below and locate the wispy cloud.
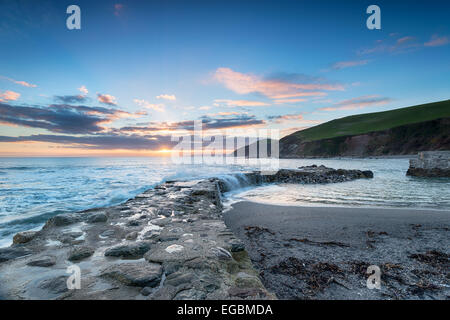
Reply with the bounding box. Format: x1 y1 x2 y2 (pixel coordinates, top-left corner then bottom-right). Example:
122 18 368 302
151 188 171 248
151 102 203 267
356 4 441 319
114 3 124 16
133 99 165 112
97 93 117 106
331 59 369 70
0 90 20 102
213 68 343 101
424 34 449 47
156 94 176 101
213 99 270 107
319 95 392 111
0 75 37 88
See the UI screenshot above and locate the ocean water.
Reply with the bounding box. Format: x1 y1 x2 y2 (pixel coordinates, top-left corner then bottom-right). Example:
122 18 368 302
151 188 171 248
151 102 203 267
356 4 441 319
1 157 449 247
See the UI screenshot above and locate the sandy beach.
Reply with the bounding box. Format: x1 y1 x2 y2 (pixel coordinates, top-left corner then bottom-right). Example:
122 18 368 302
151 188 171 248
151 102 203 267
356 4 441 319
224 202 450 300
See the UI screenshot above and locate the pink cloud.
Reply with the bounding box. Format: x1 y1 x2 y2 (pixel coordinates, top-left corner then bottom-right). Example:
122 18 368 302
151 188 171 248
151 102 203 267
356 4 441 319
424 34 449 47
0 90 20 102
0 75 37 88
114 4 124 16
156 94 176 101
331 60 369 70
213 68 343 99
213 99 270 107
396 36 415 44
319 95 392 111
97 93 117 106
274 98 307 104
133 99 165 112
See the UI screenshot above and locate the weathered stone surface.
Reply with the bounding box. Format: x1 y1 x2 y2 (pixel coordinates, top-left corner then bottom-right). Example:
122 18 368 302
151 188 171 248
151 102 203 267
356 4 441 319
101 262 162 287
13 231 38 244
0 247 31 263
87 213 108 223
44 213 81 228
104 241 152 259
38 275 69 294
68 246 95 261
27 255 56 267
407 151 450 177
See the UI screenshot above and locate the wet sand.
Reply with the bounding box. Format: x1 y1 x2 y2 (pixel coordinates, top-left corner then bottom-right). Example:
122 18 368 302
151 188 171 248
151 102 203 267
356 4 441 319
224 202 450 300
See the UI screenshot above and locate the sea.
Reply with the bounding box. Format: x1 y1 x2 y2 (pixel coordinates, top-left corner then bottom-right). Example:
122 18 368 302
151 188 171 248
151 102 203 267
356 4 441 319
1 157 449 247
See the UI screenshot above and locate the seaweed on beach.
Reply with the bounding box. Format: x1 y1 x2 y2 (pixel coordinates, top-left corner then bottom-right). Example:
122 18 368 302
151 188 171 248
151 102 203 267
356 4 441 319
270 257 346 295
244 226 276 237
288 237 350 248
409 250 450 270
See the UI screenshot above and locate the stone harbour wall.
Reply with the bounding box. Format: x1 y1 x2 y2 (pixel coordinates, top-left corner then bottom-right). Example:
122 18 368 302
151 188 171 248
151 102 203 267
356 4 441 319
0 166 373 300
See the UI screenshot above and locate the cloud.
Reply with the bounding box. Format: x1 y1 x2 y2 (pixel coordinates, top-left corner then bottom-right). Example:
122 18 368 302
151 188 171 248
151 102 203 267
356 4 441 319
213 99 270 107
156 94 176 101
319 95 392 111
331 59 369 70
97 94 117 106
54 95 89 104
268 113 322 125
0 102 132 134
213 68 343 100
114 4 124 16
358 36 420 55
0 133 175 151
116 114 266 134
273 98 307 104
0 90 20 102
0 76 37 88
424 34 449 47
78 85 88 95
396 36 415 44
133 99 165 112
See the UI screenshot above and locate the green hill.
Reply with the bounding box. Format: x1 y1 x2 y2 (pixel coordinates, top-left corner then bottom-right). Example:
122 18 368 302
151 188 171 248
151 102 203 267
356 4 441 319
234 99 450 158
283 100 450 143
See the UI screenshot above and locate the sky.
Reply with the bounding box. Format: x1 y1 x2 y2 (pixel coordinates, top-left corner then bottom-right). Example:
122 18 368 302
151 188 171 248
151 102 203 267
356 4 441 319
0 0 449 156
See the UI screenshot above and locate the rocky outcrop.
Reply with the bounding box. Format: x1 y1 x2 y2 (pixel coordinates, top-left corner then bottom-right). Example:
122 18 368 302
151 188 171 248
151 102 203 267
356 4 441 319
407 151 450 177
0 166 373 300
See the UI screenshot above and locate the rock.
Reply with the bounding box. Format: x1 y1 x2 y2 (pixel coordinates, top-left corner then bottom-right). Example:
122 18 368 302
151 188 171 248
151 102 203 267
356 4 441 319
125 231 139 240
100 230 115 238
211 247 232 260
27 255 56 267
87 213 108 223
174 288 207 300
229 239 245 252
150 285 179 300
38 275 69 294
362 170 374 178
0 247 31 263
44 213 81 228
165 272 195 287
140 286 154 296
228 286 264 298
104 241 152 259
234 272 262 288
68 246 95 261
407 151 450 177
101 262 162 287
13 231 38 244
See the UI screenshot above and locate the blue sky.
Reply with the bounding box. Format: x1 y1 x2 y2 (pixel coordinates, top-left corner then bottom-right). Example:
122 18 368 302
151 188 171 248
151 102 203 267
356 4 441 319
0 0 449 155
